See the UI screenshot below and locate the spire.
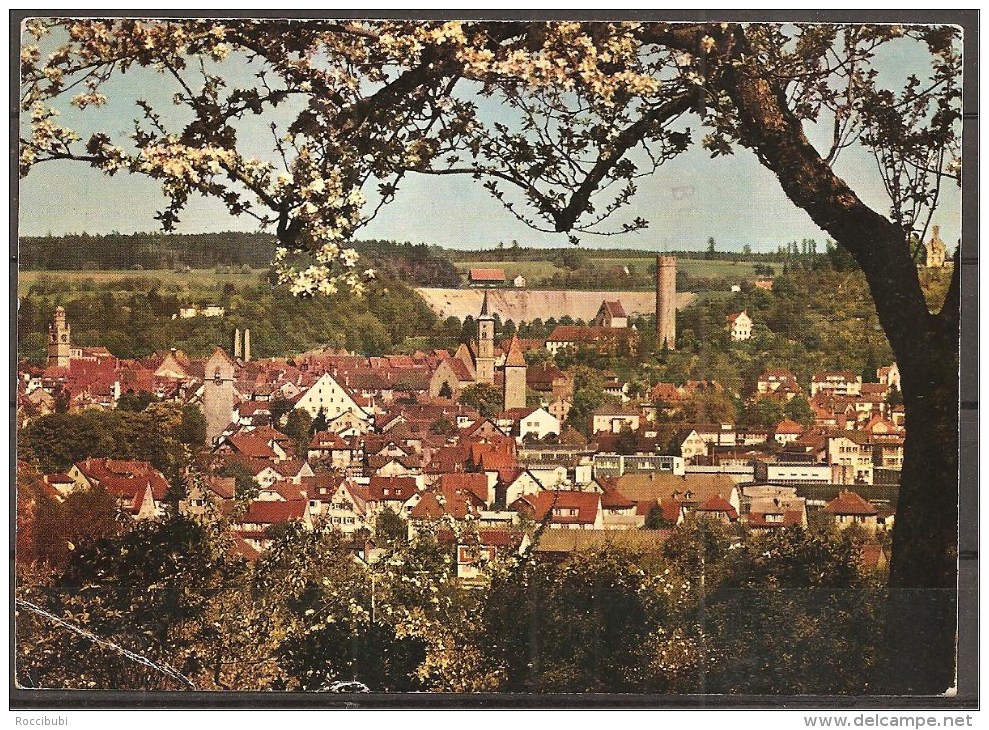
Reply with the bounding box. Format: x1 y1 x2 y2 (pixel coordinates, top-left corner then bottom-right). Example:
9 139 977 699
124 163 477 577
479 290 492 319
505 333 526 367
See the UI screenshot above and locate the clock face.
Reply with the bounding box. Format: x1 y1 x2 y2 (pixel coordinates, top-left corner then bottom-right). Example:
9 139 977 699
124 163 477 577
61 334 68 342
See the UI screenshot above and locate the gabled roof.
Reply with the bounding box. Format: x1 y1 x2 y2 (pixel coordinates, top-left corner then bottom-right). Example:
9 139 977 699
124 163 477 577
824 490 878 516
470 269 506 282
773 418 805 435
601 300 627 317
522 490 601 525
616 473 738 505
649 382 684 402
262 479 308 501
366 476 419 502
238 500 307 525
410 488 477 521
599 486 636 510
269 459 309 477
695 494 739 520
439 472 490 504
221 433 279 459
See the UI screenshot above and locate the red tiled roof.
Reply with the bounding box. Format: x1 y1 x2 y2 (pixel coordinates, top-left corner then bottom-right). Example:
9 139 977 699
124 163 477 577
435 528 521 548
367 476 419 502
600 487 636 510
649 382 683 402
263 479 308 501
695 494 738 520
410 489 476 521
660 499 683 523
223 433 279 459
824 490 878 516
503 334 526 367
439 472 490 504
270 459 309 477
524 490 601 525
773 418 804 435
206 476 236 500
469 268 506 282
602 300 627 317
309 430 349 450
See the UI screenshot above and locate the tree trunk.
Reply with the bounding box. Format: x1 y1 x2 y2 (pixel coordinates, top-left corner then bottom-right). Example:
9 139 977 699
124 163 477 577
718 26 960 693
883 273 959 693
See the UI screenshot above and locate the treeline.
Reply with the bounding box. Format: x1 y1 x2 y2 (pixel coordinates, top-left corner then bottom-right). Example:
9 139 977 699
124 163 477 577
19 231 277 270
18 275 443 363
19 233 461 287
18 403 206 484
447 245 801 264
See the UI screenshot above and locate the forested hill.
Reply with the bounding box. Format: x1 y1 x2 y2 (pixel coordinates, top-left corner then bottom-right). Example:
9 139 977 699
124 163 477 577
18 232 461 287
19 231 278 270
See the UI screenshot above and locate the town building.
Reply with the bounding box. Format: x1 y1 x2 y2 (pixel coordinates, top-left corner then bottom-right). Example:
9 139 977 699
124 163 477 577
726 310 753 341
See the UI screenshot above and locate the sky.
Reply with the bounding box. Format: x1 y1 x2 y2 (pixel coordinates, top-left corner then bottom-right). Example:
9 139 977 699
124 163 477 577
16 20 963 253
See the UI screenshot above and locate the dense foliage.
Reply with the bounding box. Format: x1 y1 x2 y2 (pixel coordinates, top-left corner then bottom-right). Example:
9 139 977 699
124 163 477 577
15 509 886 694
18 274 441 363
18 402 205 482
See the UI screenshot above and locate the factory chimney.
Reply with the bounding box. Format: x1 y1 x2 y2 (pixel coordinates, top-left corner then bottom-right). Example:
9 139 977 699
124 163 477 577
233 328 242 359
243 328 251 362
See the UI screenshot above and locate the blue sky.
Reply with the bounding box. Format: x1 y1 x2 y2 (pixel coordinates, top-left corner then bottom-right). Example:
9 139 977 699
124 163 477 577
17 22 962 253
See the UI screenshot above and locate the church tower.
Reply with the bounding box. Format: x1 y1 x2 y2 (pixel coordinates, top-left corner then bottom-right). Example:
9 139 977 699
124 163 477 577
924 225 947 268
47 306 71 369
475 291 496 385
503 333 527 412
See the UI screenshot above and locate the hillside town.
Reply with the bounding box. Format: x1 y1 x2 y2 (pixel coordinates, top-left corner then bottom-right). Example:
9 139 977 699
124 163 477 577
18 256 905 577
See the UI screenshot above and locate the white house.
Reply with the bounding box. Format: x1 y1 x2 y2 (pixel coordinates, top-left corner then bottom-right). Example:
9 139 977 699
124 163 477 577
294 372 371 422
877 362 901 391
513 274 526 288
673 429 708 462
502 469 546 507
516 407 560 443
591 405 641 434
726 310 753 341
810 370 863 397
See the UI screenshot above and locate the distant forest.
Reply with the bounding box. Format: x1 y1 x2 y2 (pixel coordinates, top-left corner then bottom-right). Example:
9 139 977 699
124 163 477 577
19 232 461 287
19 231 823 271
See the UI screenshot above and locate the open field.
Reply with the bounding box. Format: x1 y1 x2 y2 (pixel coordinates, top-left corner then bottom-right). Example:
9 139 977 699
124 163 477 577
450 256 763 286
18 268 267 293
416 287 697 323
450 260 562 281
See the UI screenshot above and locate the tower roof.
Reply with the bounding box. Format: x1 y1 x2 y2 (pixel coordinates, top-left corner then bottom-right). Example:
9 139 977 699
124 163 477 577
504 333 526 367
479 290 493 319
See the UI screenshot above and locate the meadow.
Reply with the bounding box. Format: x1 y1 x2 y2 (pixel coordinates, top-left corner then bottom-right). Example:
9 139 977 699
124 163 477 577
450 256 762 287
